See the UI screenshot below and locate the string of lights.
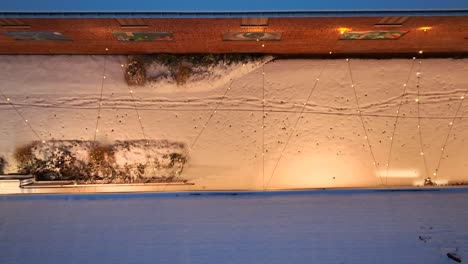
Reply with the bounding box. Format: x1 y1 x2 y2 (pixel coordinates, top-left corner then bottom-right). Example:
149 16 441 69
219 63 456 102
433 75 468 182
264 61 327 190
170 78 235 190
262 66 266 190
118 59 158 180
415 59 431 181
384 57 417 185
347 59 384 186
188 79 235 152
93 58 107 142
0 90 45 143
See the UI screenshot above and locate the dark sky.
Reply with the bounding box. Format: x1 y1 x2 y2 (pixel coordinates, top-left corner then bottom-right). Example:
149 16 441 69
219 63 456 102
1 0 467 12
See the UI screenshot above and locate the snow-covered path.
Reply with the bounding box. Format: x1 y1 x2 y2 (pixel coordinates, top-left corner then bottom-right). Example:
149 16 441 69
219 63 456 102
1 56 468 190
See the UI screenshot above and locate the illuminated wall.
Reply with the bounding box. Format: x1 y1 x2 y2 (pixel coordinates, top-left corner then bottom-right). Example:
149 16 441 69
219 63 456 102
1 56 467 190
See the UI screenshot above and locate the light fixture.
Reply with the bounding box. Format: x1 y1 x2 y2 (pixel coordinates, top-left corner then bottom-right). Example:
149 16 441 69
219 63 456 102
419 26 432 32
338 27 350 34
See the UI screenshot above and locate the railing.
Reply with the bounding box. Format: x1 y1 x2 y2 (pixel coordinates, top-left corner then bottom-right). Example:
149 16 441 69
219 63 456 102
0 174 34 187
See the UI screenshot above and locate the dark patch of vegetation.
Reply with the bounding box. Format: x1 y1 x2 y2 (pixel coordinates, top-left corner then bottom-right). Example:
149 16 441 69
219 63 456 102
0 156 6 174
124 53 269 86
13 140 188 184
124 57 146 86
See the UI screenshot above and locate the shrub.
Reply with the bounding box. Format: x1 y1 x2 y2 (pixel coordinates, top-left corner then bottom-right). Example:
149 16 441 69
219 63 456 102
124 57 146 86
0 156 6 174
13 140 188 183
174 64 192 85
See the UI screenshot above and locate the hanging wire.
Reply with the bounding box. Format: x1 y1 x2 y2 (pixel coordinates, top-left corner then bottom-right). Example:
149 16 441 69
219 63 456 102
433 78 468 182
189 79 235 151
262 66 266 190
0 90 44 143
384 58 417 185
118 57 155 183
264 60 327 190
0 57 61 144
415 60 431 182
347 59 385 186
93 57 107 141
164 78 235 190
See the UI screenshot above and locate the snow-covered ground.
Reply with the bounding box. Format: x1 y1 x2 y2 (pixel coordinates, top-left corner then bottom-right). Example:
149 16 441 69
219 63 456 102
1 56 468 190
1 190 468 264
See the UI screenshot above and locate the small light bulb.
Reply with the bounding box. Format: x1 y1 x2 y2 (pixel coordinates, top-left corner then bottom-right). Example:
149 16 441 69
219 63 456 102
120 64 124 67
329 51 333 54
96 129 99 132
130 90 133 93
25 119 28 122
105 48 109 51
413 57 416 60
364 136 368 139
416 72 420 76
461 96 464 99
420 152 424 155
449 122 453 125
316 78 319 81
403 84 407 87
390 137 393 140
42 140 46 143
415 98 419 102
261 44 265 47
419 50 423 54
351 84 355 87
433 172 437 176
6 98 10 101
346 58 349 61
103 76 106 79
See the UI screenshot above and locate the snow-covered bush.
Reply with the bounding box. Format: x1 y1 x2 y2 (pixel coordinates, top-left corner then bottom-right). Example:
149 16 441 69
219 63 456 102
14 140 188 183
125 53 271 86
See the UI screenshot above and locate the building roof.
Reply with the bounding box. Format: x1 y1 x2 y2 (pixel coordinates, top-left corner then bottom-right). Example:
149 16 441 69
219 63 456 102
1 0 468 18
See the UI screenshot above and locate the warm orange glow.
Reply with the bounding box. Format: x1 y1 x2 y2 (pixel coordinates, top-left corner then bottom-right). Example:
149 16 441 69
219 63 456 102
378 170 419 178
338 27 351 34
419 26 432 32
240 26 266 32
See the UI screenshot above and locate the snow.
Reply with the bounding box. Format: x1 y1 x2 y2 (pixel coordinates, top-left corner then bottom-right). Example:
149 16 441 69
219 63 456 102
1 190 468 264
1 56 468 190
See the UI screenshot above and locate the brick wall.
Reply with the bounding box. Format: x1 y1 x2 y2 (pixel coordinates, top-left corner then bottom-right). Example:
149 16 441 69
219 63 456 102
0 17 467 54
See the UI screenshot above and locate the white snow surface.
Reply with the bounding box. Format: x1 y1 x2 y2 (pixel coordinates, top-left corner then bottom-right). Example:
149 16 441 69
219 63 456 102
1 190 468 264
1 56 468 190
